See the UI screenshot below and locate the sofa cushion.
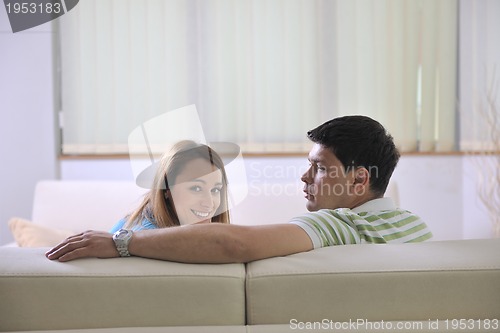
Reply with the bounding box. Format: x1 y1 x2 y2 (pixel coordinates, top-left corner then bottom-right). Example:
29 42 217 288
0 248 246 331
8 217 74 247
245 239 500 325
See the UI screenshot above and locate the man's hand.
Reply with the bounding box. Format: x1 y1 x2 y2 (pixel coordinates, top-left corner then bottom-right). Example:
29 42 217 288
45 230 119 262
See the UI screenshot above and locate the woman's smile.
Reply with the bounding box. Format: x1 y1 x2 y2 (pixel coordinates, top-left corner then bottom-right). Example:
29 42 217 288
191 209 211 219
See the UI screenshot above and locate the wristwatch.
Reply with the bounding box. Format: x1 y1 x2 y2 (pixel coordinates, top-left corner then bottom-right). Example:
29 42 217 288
112 229 133 257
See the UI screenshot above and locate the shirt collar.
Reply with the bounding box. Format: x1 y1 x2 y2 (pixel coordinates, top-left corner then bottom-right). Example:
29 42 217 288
351 197 397 213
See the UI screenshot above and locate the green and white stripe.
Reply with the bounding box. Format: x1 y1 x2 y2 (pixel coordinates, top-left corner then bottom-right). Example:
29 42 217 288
290 208 432 248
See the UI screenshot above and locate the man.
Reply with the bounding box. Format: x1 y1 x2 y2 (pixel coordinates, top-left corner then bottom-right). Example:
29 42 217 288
46 115 432 263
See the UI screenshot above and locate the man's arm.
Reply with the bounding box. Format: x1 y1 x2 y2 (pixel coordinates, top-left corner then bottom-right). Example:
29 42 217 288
46 223 314 263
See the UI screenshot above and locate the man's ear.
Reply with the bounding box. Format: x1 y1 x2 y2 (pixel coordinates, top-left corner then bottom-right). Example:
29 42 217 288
353 167 370 195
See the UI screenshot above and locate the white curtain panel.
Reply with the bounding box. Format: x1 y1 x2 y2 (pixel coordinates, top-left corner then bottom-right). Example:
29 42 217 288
459 0 500 152
58 0 458 155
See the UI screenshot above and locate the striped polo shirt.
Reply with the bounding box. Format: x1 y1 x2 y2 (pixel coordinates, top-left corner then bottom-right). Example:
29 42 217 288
290 198 432 248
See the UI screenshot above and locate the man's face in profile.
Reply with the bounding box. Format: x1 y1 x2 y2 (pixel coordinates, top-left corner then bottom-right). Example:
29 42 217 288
301 144 356 211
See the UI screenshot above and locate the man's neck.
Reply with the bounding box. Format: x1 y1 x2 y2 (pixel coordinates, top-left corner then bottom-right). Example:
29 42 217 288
348 192 382 210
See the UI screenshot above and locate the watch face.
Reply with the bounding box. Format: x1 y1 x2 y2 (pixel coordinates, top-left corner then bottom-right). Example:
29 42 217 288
113 229 132 257
114 229 129 239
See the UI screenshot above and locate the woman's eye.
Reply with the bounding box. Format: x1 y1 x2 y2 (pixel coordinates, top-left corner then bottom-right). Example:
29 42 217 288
212 187 222 194
190 186 202 192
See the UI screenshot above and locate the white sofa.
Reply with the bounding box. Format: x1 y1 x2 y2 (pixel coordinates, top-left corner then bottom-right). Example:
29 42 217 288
1 181 499 332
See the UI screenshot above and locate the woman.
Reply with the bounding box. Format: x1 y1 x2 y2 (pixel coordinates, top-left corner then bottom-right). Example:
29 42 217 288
110 140 230 232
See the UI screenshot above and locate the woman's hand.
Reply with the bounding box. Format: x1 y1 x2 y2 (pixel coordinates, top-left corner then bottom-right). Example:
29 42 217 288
45 230 119 262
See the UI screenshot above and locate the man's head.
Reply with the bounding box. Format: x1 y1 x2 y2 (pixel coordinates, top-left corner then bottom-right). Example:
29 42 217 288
301 115 400 211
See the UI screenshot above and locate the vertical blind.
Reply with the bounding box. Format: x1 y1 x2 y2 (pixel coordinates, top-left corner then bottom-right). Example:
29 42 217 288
459 0 500 152
59 0 458 155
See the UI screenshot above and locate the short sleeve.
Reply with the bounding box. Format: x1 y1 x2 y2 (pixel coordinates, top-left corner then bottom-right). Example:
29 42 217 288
289 209 361 248
109 219 126 233
135 218 158 230
109 217 158 233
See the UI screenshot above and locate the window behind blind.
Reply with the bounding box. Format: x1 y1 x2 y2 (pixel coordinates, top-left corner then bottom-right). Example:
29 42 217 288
58 0 460 155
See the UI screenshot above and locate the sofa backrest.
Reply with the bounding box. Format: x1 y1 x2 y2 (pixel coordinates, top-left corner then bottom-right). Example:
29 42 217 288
0 247 246 331
245 238 500 325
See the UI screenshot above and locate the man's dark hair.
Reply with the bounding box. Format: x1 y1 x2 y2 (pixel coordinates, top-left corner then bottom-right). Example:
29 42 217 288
307 115 400 197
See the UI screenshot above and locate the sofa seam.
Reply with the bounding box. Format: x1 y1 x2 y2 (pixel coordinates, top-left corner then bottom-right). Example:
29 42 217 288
0 273 247 278
245 267 500 278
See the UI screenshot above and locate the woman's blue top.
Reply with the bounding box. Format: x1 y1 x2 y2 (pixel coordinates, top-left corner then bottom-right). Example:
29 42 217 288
109 218 158 233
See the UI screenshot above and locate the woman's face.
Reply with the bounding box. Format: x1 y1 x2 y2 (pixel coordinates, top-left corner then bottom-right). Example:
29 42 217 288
168 157 224 225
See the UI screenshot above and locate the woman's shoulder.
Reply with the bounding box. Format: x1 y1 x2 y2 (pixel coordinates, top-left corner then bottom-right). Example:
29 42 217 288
133 218 159 231
110 217 159 233
109 219 126 233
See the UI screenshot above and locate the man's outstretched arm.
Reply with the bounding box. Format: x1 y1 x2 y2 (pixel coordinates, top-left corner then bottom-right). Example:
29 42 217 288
45 223 314 263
